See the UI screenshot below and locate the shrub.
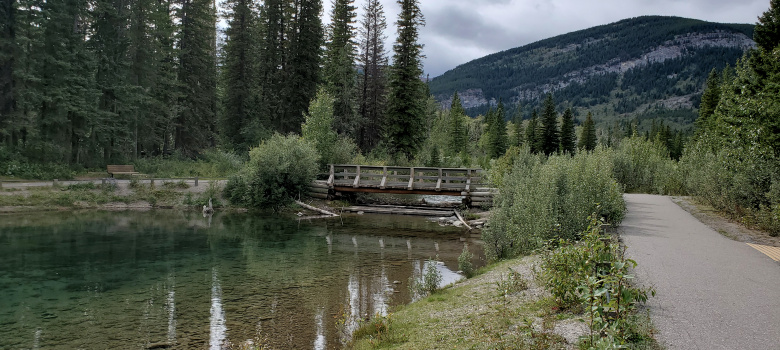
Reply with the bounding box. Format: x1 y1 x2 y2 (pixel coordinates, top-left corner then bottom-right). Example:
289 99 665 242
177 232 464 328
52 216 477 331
612 136 681 195
483 147 625 261
225 134 319 208
457 245 475 278
408 258 443 300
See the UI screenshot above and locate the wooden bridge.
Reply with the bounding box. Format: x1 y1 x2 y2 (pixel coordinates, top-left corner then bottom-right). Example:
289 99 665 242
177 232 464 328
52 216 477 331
307 165 496 206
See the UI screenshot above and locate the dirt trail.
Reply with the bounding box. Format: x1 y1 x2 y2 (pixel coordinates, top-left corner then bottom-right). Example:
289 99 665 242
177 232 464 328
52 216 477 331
620 194 780 350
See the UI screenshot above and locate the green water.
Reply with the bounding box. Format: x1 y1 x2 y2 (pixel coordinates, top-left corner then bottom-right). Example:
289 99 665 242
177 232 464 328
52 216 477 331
0 211 483 349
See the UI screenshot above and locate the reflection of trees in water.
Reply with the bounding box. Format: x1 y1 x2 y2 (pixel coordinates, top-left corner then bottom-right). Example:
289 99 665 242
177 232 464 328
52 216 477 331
0 211 483 349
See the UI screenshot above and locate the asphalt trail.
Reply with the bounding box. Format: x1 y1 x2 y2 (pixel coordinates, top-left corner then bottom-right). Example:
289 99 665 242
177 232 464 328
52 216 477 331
620 194 780 350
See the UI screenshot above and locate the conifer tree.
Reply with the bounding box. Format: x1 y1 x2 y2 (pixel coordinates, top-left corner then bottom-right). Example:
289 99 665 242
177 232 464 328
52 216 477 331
257 0 289 133
356 0 388 151
754 0 780 51
220 0 260 151
486 100 507 158
324 0 358 137
386 0 426 159
512 107 524 147
696 69 721 134
578 112 597 152
448 92 467 156
539 94 559 156
176 0 217 156
559 107 576 155
526 109 539 154
283 0 323 134
0 0 13 139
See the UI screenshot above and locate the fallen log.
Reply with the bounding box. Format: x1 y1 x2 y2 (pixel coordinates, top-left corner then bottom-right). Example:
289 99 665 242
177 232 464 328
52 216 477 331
295 200 339 217
454 210 473 231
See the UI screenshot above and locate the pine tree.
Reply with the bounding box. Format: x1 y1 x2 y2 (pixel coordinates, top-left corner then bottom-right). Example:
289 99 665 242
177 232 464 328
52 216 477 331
578 112 597 152
696 68 721 134
257 0 289 134
220 0 260 151
526 109 539 154
176 0 217 156
283 0 323 134
6 0 43 149
512 107 524 147
0 0 13 142
559 107 576 155
448 91 467 156
386 0 426 159
323 0 358 137
539 94 559 156
754 0 780 51
486 100 507 158
356 0 387 151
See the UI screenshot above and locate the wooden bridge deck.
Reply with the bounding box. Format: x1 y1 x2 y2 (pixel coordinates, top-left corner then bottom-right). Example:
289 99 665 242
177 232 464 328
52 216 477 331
325 165 491 197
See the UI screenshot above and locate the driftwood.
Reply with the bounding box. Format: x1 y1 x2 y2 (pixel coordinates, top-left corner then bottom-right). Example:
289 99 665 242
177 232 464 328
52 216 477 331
295 200 339 217
454 210 473 231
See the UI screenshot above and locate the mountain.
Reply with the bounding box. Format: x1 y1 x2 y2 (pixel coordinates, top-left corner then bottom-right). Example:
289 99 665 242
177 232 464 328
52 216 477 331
428 16 755 128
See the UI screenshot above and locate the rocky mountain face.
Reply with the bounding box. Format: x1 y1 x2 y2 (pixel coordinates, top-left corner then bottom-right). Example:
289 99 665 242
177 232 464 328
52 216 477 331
429 16 755 127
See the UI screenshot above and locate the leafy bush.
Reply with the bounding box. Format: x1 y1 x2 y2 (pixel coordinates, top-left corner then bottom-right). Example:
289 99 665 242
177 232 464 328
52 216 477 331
538 217 653 346
483 147 625 261
408 258 443 300
134 149 244 178
612 136 682 195
225 134 319 208
457 245 475 278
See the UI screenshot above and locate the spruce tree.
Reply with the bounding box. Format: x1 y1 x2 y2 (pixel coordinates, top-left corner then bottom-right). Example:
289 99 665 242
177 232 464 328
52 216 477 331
559 107 576 155
539 94 559 156
220 0 260 151
526 109 539 154
283 0 323 134
257 0 289 134
356 0 388 151
754 0 780 51
695 69 721 134
176 0 217 156
487 100 507 158
0 0 13 140
448 92 467 156
386 0 426 159
512 107 524 147
324 0 358 137
578 112 597 152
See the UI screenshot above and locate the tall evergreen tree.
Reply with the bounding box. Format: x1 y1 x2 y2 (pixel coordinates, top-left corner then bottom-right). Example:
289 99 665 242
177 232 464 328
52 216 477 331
282 0 323 134
257 0 289 134
37 0 100 163
486 100 507 158
578 112 597 151
0 0 13 142
90 0 136 164
356 0 387 151
448 91 467 156
559 107 576 155
754 0 780 51
526 109 539 154
696 68 721 134
323 0 358 137
176 0 217 156
512 106 524 147
220 0 260 151
539 94 559 156
386 0 425 159
6 0 43 149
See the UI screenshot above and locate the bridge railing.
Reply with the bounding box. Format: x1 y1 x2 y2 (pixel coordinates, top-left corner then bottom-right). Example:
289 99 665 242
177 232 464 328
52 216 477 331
326 165 485 193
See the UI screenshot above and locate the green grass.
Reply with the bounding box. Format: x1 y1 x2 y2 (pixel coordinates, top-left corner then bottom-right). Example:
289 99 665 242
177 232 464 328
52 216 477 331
351 258 573 350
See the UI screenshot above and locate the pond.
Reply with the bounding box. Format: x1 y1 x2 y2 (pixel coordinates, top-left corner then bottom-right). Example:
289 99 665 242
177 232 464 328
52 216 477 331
0 211 484 349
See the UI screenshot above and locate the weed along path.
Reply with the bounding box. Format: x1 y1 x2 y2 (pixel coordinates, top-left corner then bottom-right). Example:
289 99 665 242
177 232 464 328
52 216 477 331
620 194 780 350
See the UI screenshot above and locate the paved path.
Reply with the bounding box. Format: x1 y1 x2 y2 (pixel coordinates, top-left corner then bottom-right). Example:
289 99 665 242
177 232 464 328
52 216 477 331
620 194 780 350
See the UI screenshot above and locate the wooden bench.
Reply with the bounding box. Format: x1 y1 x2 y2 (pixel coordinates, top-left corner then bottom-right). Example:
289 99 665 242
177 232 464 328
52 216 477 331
106 165 141 177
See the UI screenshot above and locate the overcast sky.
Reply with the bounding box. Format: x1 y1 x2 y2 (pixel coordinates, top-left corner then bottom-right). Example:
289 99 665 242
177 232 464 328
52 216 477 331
340 0 770 77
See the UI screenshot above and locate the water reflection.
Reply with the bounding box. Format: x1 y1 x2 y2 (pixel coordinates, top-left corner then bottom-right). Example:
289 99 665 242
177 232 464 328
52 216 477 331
0 211 484 349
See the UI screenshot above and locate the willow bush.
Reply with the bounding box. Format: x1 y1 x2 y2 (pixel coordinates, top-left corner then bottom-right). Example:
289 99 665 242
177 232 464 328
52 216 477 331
224 134 319 208
484 147 625 261
612 136 683 195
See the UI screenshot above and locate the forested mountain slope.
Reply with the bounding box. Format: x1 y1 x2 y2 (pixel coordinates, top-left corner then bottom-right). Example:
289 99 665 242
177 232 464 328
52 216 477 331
429 16 755 126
